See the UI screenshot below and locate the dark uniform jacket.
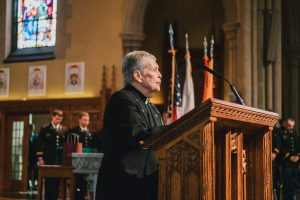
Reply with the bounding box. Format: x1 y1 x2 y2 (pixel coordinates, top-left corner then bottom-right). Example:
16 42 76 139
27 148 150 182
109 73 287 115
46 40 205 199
278 127 300 167
36 123 68 164
68 126 98 148
29 133 38 166
96 84 164 199
272 127 281 161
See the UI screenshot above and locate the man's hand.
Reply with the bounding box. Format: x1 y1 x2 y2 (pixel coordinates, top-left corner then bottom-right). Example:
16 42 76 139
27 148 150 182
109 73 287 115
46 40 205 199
272 152 277 161
38 158 45 166
290 156 299 163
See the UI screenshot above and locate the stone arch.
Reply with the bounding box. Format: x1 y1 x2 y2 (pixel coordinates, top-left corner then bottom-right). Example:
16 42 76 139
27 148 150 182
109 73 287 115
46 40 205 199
120 0 239 54
120 0 239 52
120 0 240 100
120 0 149 54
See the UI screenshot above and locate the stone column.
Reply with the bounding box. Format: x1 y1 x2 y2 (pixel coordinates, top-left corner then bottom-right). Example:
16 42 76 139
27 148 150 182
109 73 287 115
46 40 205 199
265 64 273 111
257 0 266 109
272 0 282 116
222 22 240 102
119 33 146 55
264 0 273 110
1 0 12 59
289 57 299 128
251 0 258 108
237 1 252 106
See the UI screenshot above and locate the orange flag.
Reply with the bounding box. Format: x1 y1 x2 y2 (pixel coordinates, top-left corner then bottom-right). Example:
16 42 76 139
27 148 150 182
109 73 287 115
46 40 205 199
202 36 214 102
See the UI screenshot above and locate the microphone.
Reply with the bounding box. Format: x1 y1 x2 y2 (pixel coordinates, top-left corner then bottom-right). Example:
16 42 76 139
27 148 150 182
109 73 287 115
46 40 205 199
199 64 245 106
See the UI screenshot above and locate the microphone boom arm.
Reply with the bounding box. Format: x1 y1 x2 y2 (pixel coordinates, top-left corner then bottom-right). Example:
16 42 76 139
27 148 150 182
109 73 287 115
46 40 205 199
199 64 245 105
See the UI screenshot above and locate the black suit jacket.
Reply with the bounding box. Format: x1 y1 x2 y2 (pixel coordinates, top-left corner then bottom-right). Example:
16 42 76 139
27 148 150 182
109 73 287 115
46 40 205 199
99 85 164 178
68 126 98 148
36 123 68 164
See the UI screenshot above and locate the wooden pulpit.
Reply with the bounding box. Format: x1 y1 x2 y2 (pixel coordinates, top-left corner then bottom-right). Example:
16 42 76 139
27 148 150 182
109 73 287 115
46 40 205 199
146 99 278 200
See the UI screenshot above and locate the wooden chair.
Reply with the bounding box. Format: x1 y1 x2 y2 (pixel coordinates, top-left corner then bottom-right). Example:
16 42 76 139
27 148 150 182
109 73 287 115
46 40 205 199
38 165 74 200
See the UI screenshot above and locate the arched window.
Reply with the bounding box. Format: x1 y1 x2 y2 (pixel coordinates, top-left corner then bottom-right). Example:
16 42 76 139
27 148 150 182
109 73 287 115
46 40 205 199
5 0 57 62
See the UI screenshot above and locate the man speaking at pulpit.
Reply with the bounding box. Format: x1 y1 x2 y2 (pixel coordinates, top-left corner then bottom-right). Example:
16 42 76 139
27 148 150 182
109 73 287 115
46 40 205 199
96 51 164 200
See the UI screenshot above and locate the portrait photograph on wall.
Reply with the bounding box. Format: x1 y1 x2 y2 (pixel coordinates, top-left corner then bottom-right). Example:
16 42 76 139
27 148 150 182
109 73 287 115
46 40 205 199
0 68 9 97
28 65 47 96
65 62 84 93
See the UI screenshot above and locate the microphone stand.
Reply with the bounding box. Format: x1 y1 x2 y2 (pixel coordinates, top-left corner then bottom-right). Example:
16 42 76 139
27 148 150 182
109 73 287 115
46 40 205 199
199 64 245 106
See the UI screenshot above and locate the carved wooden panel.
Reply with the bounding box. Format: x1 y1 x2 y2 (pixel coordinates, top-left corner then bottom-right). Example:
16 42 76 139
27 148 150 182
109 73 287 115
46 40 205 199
200 122 214 200
210 101 278 127
224 131 232 200
187 131 200 145
235 132 244 200
166 141 200 200
262 131 272 200
150 98 277 200
231 133 238 154
245 136 254 200
252 130 272 200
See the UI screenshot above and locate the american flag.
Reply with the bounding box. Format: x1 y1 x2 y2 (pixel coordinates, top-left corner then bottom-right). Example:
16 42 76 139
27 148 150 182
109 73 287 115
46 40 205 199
167 63 182 123
166 24 182 124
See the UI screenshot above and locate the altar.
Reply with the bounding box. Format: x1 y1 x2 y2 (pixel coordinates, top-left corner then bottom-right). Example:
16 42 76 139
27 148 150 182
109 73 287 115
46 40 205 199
72 153 103 200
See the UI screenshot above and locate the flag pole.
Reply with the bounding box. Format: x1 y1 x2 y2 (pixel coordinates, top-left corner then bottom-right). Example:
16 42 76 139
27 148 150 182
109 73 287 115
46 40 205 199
203 37 209 66
185 33 192 74
209 35 215 98
168 24 176 120
182 33 195 115
210 35 214 60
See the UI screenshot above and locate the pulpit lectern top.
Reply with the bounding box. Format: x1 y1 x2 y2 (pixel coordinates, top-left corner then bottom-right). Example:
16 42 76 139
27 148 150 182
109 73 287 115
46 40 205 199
146 98 278 200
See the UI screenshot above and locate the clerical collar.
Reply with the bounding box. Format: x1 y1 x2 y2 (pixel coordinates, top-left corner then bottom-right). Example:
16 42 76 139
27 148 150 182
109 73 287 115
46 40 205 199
126 84 148 104
145 98 150 105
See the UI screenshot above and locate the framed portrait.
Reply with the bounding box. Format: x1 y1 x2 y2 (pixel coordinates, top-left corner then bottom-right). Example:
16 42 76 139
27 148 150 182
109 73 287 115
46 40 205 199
28 65 47 96
0 68 9 97
65 62 84 93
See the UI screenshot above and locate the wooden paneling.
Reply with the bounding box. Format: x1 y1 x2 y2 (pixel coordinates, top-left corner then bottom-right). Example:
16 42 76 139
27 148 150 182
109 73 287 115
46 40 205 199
146 98 278 200
0 95 109 191
0 97 105 131
1 115 29 191
0 112 4 189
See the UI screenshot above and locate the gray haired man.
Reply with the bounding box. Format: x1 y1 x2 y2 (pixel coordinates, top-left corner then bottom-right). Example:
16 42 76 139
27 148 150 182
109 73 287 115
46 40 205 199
96 51 164 200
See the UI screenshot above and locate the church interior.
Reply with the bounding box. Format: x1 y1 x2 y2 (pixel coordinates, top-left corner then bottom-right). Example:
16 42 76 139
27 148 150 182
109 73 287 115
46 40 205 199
0 0 299 199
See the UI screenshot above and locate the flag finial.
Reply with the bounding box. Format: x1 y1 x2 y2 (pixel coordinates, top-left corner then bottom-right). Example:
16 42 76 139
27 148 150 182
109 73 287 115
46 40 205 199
210 35 215 57
169 24 175 50
169 24 174 50
203 37 208 56
185 33 189 52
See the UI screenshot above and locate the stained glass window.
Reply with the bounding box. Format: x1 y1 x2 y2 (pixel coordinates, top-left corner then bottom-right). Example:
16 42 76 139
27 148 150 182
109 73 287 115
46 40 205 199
16 0 57 49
